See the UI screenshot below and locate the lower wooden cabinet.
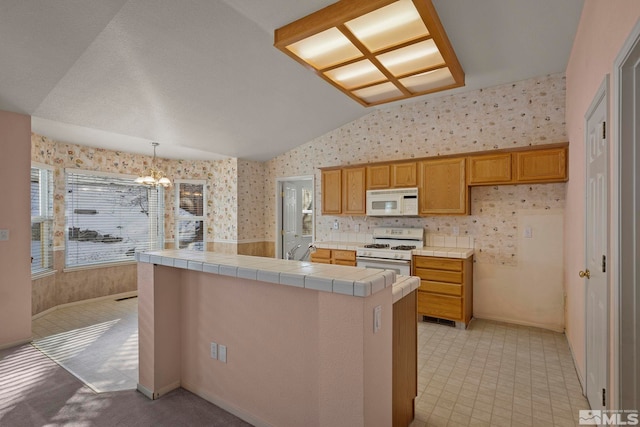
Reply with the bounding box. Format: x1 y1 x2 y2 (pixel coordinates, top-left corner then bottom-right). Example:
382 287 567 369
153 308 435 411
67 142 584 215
310 248 356 266
393 290 417 427
413 255 473 327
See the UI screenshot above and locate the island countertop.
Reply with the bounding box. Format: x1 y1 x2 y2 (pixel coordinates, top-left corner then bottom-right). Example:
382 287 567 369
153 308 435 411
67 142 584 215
137 249 419 298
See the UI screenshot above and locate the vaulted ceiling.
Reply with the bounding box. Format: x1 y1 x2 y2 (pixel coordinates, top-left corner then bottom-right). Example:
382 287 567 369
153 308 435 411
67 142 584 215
0 0 584 161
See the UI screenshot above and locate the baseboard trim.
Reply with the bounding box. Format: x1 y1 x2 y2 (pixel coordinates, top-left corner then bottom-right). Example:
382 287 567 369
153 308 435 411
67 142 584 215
181 382 271 427
137 381 181 400
32 290 138 320
0 337 32 351
567 338 586 394
473 314 564 333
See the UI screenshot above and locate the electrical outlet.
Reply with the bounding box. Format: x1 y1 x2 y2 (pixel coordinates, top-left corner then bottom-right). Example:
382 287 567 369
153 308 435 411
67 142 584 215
354 223 360 233
219 344 227 363
0 229 9 241
524 226 533 238
333 220 339 230
210 342 218 360
452 226 460 236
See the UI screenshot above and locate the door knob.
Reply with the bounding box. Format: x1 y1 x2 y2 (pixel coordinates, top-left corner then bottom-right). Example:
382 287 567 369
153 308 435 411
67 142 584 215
579 269 591 279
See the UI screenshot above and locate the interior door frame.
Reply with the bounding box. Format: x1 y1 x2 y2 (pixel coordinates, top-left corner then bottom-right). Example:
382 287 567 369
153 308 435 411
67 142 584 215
612 18 640 411
583 74 610 409
275 175 315 260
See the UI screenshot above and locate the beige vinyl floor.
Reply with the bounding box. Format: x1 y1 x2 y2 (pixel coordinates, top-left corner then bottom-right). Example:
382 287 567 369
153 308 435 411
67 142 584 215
32 297 590 426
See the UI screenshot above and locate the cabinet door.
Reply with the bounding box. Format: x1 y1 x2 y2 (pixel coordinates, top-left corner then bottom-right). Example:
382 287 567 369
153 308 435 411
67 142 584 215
342 167 366 215
391 162 417 187
419 158 468 215
467 153 512 185
514 148 567 183
366 165 390 189
321 169 342 214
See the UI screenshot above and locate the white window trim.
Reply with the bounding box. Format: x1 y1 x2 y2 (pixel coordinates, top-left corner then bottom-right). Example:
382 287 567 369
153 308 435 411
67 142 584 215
31 163 54 276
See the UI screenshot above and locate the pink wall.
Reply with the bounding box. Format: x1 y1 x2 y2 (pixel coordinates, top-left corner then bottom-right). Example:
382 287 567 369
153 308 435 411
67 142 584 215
138 264 393 427
0 110 32 348
565 0 640 389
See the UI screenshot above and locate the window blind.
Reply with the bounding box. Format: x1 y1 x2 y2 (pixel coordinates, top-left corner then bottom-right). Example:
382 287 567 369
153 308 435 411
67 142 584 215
31 165 54 274
65 170 163 268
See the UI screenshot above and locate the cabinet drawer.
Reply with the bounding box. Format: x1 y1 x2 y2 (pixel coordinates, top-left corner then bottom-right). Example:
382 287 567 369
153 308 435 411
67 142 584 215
418 292 462 320
310 256 331 264
414 267 462 284
332 250 355 261
334 259 356 266
420 280 462 296
311 249 331 262
414 257 462 271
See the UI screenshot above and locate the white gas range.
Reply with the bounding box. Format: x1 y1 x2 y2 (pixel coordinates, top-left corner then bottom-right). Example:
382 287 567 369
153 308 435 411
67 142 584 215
356 227 424 275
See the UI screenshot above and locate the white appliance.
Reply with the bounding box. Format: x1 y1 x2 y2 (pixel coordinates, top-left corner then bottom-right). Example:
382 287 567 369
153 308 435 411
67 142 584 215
356 227 424 275
366 187 418 217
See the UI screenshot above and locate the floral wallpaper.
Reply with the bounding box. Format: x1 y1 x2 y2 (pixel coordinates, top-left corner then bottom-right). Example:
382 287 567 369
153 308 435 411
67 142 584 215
264 73 568 266
237 160 266 241
31 134 239 247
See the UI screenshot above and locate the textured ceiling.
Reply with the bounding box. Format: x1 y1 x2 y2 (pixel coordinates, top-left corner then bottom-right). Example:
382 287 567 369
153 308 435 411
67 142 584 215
0 0 584 161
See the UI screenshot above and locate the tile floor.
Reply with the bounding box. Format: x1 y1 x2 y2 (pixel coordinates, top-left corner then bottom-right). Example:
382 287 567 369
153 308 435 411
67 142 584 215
32 298 590 426
32 296 138 392
411 319 590 427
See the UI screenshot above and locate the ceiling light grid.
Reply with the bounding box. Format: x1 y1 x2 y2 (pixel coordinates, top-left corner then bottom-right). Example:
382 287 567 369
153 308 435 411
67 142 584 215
274 0 464 106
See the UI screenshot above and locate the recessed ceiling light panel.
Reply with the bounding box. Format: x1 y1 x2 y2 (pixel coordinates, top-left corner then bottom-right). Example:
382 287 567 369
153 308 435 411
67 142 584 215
275 0 464 106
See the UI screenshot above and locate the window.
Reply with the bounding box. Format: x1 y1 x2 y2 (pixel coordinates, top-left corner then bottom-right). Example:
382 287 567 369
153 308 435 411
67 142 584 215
175 180 206 250
31 164 54 275
65 169 164 268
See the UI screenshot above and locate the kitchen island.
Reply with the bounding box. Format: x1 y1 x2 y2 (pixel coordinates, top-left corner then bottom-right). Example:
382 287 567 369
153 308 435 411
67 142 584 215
136 249 419 427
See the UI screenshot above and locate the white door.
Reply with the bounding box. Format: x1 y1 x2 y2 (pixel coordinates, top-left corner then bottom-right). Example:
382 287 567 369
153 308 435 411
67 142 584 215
280 180 313 260
584 77 609 411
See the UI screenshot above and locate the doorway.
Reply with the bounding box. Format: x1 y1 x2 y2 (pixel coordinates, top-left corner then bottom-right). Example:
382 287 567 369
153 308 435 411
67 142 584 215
613 19 640 411
583 76 609 411
276 176 314 261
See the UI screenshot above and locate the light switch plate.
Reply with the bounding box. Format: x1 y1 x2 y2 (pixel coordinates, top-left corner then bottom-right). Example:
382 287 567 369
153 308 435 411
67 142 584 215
374 305 382 333
0 229 8 241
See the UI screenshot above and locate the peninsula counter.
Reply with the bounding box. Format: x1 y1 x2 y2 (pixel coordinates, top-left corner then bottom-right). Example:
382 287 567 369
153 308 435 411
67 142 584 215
136 250 419 427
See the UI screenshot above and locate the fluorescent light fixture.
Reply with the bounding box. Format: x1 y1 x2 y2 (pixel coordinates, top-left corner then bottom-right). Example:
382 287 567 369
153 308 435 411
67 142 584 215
274 0 464 106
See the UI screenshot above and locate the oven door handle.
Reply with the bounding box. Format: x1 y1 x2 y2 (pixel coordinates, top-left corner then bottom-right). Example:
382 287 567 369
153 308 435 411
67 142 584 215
356 257 411 265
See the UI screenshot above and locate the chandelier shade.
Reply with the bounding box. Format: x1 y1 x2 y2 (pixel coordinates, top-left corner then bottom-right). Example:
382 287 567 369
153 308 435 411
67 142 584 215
135 142 172 188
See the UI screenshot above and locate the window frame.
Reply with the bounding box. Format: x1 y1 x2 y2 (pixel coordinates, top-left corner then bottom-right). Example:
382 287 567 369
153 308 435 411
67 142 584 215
64 168 164 270
31 162 54 277
174 179 207 251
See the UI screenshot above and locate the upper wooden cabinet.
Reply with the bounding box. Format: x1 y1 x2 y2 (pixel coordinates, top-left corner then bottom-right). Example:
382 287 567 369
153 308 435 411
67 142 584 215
514 147 567 183
366 162 417 189
366 164 390 189
391 162 417 188
419 158 468 215
342 167 366 215
468 153 512 185
321 169 341 215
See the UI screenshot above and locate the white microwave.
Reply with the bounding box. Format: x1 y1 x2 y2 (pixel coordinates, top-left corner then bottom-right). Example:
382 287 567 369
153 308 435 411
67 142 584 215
366 188 419 216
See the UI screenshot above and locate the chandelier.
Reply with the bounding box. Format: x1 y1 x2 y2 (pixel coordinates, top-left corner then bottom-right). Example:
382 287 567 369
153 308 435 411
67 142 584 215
135 142 172 188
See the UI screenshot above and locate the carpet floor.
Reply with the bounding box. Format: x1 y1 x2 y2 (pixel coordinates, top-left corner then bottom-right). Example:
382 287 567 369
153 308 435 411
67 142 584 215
0 344 253 426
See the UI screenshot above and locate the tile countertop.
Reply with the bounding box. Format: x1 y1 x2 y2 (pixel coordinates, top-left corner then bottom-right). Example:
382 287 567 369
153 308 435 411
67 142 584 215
137 249 419 300
413 246 474 259
313 242 474 259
